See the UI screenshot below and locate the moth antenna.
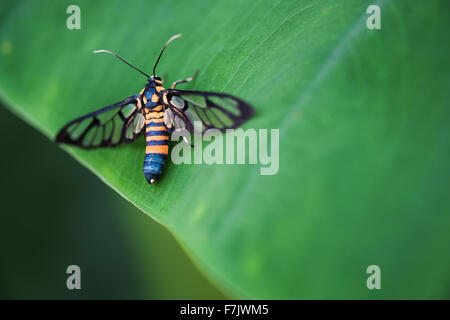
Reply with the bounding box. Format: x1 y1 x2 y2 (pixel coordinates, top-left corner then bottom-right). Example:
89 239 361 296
93 49 150 78
153 33 182 77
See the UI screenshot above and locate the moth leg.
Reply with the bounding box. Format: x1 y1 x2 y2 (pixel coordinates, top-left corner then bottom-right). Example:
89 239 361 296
182 135 194 147
171 70 199 89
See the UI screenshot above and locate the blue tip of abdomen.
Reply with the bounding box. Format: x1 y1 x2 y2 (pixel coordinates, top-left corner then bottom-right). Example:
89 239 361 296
143 153 166 184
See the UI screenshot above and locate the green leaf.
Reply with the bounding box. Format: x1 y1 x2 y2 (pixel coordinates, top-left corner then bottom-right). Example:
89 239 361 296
1 0 449 298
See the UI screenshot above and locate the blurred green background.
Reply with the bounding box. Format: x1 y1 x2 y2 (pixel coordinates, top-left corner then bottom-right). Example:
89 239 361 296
0 103 225 299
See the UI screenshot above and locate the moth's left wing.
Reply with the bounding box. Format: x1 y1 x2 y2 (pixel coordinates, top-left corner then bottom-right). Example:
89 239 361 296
164 89 254 133
56 94 145 149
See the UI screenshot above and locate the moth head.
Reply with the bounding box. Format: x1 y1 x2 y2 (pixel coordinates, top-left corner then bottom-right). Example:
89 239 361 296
148 75 163 85
154 76 163 84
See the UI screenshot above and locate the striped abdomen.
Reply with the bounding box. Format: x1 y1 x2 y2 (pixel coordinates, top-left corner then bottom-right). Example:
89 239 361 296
143 105 169 184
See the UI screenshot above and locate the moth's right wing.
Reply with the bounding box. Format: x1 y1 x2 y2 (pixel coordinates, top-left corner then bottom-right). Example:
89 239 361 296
56 94 145 149
164 89 254 134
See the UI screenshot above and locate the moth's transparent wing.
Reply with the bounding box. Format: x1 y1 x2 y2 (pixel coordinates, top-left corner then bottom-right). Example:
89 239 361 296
164 103 193 133
165 89 254 133
56 94 145 149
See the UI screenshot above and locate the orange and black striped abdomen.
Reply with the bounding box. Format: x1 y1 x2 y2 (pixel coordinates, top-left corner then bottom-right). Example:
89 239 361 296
142 105 169 184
